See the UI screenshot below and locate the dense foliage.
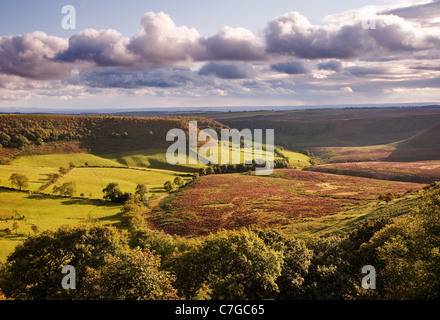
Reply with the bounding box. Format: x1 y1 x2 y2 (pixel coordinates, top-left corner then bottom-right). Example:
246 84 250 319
1 182 439 300
0 114 226 154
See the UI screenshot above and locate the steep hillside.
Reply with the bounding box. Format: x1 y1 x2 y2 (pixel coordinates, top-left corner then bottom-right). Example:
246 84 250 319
206 107 440 151
0 114 227 155
387 124 440 161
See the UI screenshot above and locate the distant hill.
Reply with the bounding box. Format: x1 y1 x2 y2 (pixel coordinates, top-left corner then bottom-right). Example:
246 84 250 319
0 114 227 155
206 107 440 148
387 123 440 161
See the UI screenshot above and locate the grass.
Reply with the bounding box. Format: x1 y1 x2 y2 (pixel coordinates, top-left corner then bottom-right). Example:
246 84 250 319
50 167 192 199
310 144 397 163
0 189 123 262
100 149 204 172
9 146 311 173
276 148 311 168
0 165 59 192
11 153 122 168
280 194 421 239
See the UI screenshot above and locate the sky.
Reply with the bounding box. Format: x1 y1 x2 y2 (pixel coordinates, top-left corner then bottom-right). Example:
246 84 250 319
0 0 439 111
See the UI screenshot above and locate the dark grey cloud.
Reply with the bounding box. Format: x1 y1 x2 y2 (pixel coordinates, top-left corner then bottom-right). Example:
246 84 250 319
410 65 440 71
317 60 343 72
345 66 387 77
76 68 198 88
198 62 255 79
270 61 309 74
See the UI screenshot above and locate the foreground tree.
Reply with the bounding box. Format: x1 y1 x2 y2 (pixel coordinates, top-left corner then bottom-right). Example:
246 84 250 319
0 224 179 300
253 229 313 299
361 183 440 299
170 229 283 300
0 224 128 299
81 249 178 300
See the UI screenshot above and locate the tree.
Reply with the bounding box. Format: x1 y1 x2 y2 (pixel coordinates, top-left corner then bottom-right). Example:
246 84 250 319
173 176 184 187
102 182 130 203
129 227 182 262
58 167 69 176
53 182 76 197
0 224 129 300
12 222 19 234
121 195 145 228
206 166 215 175
300 236 356 300
48 173 61 183
164 181 174 192
252 229 313 299
68 162 76 170
170 229 283 300
9 134 30 148
9 173 29 191
135 184 149 202
0 289 11 300
81 249 178 300
360 183 440 299
31 224 40 235
0 132 11 147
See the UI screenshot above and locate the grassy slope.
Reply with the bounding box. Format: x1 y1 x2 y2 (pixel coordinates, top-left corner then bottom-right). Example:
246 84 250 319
0 165 59 191
277 149 311 168
11 153 122 168
280 194 421 239
0 189 122 261
50 167 191 199
205 107 440 163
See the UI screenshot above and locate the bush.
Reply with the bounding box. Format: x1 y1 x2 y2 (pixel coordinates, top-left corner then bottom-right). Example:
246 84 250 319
378 193 395 202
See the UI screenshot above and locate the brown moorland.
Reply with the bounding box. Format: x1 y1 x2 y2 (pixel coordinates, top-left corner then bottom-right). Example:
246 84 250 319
307 161 440 184
150 169 425 236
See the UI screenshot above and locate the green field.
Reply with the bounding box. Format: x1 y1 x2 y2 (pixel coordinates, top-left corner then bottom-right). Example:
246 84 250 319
276 148 311 168
11 149 205 172
0 189 122 261
0 165 59 191
11 153 122 168
49 167 191 199
100 149 204 172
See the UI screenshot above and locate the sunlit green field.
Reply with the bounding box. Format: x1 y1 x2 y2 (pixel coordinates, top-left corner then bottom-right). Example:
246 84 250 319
0 165 59 191
49 167 191 199
12 149 205 172
11 153 122 168
276 149 311 168
0 189 122 261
